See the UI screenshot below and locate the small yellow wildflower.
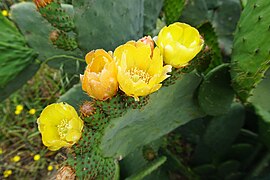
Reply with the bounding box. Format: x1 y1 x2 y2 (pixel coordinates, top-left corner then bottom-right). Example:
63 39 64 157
81 49 118 101
33 154 40 161
16 105 24 111
11 155 20 162
37 102 84 151
15 109 21 115
1 10 8 17
0 148 3 155
3 170 12 178
156 22 204 68
29 108 36 115
114 41 172 101
47 165 53 171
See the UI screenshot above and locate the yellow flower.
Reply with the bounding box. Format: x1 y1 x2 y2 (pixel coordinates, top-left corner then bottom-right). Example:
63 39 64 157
47 165 53 171
29 108 36 115
16 105 23 111
33 154 40 161
0 148 3 155
37 102 84 151
81 49 118 101
3 170 12 178
15 110 21 115
114 41 172 101
11 155 20 162
156 22 204 68
2 10 8 17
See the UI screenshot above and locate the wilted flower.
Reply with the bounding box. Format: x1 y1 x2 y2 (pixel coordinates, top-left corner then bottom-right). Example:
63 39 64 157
114 41 172 101
56 166 76 180
156 22 204 68
81 49 118 101
37 102 83 151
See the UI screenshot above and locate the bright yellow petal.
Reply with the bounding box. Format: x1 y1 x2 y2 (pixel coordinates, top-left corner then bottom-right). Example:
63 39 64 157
65 129 81 142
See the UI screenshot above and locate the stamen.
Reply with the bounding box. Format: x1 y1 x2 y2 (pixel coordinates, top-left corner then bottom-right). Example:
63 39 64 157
57 119 70 139
127 67 152 83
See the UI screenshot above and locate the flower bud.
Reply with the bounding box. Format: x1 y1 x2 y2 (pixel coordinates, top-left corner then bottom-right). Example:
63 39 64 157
156 22 204 68
81 49 118 101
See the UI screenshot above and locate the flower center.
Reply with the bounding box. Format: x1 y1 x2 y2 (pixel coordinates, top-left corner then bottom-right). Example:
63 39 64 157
127 67 152 83
57 119 70 139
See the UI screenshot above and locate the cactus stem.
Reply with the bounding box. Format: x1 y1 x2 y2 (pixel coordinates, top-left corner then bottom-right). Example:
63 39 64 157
253 3 258 9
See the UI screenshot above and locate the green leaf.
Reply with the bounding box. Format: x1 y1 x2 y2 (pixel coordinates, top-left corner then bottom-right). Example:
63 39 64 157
100 71 205 158
0 13 38 101
198 64 235 116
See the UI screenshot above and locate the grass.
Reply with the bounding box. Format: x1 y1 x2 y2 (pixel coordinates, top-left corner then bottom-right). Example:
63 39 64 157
0 64 78 179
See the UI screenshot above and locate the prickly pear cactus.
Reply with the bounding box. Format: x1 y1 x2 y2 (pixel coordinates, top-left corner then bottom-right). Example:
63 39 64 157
231 0 270 101
34 0 74 32
73 0 144 53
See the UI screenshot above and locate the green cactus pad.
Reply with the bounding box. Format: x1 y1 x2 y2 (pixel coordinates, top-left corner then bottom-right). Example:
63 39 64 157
37 1 75 32
198 64 235 116
164 0 185 25
192 103 245 165
100 71 205 158
50 30 78 51
73 0 144 54
10 2 84 74
231 0 270 101
143 0 164 35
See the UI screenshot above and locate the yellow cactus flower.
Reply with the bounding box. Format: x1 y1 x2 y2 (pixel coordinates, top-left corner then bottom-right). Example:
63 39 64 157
114 41 172 101
156 22 204 68
47 165 53 171
16 105 23 111
3 170 12 178
29 108 36 115
33 154 41 161
1 10 8 17
11 155 21 162
81 49 118 101
37 102 84 151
